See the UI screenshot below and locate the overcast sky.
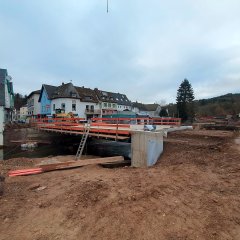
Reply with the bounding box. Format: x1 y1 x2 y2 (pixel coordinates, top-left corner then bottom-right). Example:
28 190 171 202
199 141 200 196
0 0 240 103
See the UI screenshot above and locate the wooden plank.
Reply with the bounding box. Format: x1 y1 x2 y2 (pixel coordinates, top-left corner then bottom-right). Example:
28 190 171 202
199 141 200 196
39 156 125 172
9 157 125 177
9 168 43 177
88 133 129 140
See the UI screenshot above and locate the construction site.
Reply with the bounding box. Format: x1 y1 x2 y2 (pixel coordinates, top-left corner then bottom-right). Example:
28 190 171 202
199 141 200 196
0 118 240 240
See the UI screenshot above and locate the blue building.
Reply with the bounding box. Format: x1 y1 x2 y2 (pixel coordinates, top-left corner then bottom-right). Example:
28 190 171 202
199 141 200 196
38 84 57 116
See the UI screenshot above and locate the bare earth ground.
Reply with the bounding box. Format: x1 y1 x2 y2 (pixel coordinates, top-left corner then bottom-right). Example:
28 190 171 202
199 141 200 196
0 129 240 240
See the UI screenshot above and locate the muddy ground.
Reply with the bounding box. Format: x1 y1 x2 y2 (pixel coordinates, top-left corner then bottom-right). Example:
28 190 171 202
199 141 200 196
0 129 240 240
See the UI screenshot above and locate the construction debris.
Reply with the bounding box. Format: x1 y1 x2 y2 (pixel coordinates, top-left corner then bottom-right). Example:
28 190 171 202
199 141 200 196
8 156 124 177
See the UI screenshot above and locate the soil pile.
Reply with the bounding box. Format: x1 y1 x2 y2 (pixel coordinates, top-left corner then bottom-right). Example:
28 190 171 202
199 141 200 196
0 130 239 240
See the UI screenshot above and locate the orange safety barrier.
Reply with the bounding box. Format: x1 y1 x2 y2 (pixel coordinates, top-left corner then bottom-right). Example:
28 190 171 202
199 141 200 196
91 123 130 128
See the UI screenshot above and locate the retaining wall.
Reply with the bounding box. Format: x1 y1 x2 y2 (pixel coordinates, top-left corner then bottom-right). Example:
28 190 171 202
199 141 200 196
131 130 164 167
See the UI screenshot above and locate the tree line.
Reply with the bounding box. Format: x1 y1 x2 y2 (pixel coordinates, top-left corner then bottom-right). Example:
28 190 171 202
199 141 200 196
160 79 240 121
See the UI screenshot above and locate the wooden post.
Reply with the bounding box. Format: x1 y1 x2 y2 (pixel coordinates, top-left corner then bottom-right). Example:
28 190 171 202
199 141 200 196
116 116 119 141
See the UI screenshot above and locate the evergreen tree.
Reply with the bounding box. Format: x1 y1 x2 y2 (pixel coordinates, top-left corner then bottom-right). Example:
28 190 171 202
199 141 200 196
159 108 168 117
176 79 195 121
14 93 27 110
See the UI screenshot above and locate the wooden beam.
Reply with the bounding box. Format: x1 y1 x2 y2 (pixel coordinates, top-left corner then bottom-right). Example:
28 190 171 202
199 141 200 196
9 156 125 177
39 156 125 172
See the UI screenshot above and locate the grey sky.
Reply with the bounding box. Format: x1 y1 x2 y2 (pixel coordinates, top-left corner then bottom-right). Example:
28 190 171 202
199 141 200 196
0 0 240 103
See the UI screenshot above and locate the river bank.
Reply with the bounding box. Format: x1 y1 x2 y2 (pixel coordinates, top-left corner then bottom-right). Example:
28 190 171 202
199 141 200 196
1 127 131 160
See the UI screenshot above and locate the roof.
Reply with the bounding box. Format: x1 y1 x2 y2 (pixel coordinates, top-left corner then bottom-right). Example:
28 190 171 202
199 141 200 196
94 88 132 106
144 104 160 111
132 102 147 111
44 84 58 98
0 69 13 106
38 83 132 106
0 69 7 106
75 86 98 103
38 84 57 102
28 90 41 98
51 83 78 99
132 102 160 111
0 68 8 79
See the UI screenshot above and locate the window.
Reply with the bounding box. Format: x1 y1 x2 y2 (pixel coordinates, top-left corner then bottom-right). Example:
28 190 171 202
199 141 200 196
108 103 111 108
103 102 107 107
86 105 89 110
90 105 94 111
61 103 65 110
72 104 76 111
112 103 116 108
53 104 55 110
85 96 92 101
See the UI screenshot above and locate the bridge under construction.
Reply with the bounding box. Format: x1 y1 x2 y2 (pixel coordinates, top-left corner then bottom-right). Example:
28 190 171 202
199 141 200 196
31 117 181 141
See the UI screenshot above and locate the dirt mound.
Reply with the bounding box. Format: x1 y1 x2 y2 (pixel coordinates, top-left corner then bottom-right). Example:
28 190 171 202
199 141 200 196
0 130 240 240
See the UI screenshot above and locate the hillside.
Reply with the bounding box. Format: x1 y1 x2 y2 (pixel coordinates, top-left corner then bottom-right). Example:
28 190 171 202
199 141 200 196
167 93 240 117
195 93 240 116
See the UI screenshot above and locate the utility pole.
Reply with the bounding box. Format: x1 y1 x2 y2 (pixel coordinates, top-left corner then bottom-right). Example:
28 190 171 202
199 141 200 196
107 0 109 13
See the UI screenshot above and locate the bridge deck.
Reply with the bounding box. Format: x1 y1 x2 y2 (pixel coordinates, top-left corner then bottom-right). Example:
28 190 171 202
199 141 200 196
31 117 181 140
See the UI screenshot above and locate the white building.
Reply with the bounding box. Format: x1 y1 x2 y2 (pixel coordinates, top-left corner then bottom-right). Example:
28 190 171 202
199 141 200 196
20 106 28 120
38 83 132 120
27 90 41 117
94 88 132 116
132 102 161 117
47 83 101 119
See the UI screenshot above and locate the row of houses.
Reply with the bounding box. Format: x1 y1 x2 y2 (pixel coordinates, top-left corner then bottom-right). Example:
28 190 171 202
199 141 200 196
24 82 161 119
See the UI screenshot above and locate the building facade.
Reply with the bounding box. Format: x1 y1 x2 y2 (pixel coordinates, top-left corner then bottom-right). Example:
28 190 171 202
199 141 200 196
27 90 41 117
50 83 101 119
75 86 101 118
0 68 14 146
38 83 132 119
94 88 132 116
0 68 14 122
38 84 57 116
20 106 28 120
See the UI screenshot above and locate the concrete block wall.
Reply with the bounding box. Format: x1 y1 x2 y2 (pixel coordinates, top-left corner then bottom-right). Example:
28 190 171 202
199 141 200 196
131 130 164 167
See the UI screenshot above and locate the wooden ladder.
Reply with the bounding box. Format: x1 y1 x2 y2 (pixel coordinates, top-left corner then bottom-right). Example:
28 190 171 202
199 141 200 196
75 121 91 160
